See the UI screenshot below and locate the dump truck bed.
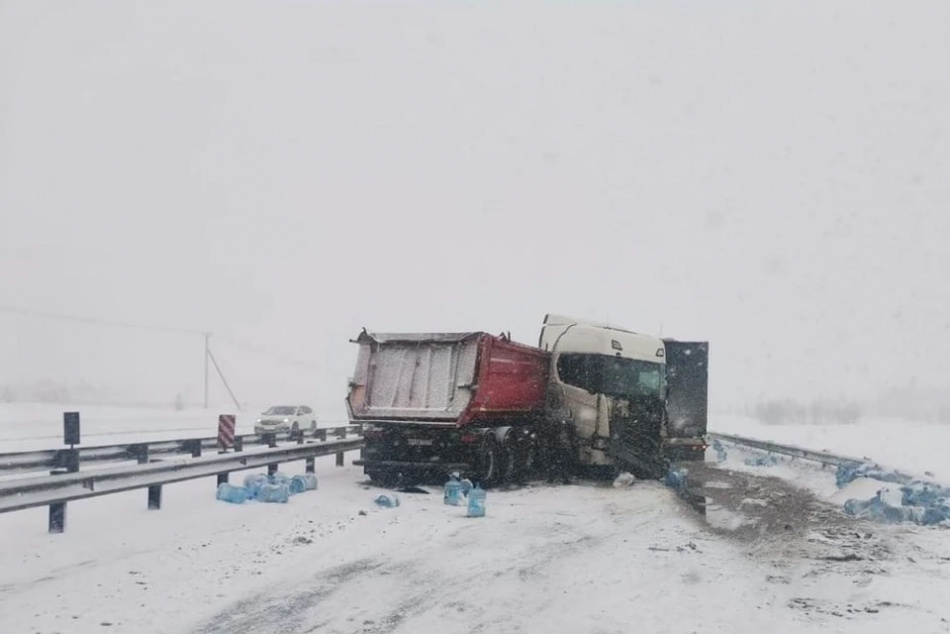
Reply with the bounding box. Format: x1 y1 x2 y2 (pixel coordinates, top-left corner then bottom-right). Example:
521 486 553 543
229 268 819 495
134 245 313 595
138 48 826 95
346 331 550 427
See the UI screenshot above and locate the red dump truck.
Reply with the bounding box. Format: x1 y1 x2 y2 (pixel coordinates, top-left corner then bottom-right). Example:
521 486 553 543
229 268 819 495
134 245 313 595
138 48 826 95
346 316 708 486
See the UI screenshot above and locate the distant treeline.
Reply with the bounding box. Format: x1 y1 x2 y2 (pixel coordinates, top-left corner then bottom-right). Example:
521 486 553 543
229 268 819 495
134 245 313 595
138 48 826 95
747 385 950 425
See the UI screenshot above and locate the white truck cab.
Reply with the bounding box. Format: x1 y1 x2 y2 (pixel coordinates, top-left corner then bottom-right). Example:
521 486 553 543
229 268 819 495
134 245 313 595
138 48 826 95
540 314 707 476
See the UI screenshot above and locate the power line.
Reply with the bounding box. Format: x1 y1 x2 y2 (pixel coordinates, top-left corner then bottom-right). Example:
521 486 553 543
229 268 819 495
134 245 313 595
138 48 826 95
0 304 207 336
215 335 321 371
1 303 321 370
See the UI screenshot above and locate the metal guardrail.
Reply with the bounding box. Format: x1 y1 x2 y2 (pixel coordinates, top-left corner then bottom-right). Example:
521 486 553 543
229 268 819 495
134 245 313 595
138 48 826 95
0 426 361 475
0 425 366 533
708 432 864 467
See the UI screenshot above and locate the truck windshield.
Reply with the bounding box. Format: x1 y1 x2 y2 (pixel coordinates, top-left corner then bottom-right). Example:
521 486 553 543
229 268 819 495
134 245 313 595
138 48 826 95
556 354 665 400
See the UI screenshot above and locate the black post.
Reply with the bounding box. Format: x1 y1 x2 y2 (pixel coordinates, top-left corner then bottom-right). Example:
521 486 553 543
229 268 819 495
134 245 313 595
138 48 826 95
63 449 80 473
49 502 66 533
334 428 347 467
217 473 229 487
147 485 162 510
63 412 81 446
48 467 69 533
317 429 327 442
267 463 278 476
234 436 244 452
305 457 315 474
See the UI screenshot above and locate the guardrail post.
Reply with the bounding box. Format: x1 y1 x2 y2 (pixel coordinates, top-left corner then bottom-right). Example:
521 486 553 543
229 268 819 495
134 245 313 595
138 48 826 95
129 443 149 464
217 473 228 487
264 433 277 449
53 448 81 472
147 485 162 510
49 501 66 533
335 428 347 466
267 463 278 476
317 429 327 442
234 436 244 452
184 439 202 458
48 467 70 533
306 457 315 474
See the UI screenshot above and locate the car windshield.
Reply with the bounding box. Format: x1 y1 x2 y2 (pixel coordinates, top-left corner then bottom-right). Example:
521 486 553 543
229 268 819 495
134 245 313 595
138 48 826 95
264 406 296 415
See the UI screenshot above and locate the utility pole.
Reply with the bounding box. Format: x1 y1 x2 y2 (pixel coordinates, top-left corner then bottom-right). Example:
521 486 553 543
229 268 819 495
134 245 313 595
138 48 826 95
204 332 211 409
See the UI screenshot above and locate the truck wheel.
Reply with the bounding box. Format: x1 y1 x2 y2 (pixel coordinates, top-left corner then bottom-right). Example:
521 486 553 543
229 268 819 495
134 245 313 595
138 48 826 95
475 436 500 488
498 433 518 484
515 434 538 482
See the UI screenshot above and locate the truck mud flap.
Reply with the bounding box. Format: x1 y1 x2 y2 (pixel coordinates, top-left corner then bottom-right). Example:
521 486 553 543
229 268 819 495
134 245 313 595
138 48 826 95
666 461 708 518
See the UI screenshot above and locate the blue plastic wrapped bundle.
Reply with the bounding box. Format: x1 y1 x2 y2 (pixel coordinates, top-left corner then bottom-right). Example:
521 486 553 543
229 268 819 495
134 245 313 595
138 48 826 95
296 474 318 490
467 484 486 517
922 499 950 526
843 498 871 516
664 468 689 493
288 476 308 495
836 462 863 488
901 481 950 507
243 474 270 500
444 475 463 506
216 483 248 504
269 472 291 486
743 454 778 467
258 483 290 503
836 461 905 488
373 494 400 508
712 440 728 463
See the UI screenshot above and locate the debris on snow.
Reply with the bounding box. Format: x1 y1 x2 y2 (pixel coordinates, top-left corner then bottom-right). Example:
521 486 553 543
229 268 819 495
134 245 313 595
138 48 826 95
612 472 636 487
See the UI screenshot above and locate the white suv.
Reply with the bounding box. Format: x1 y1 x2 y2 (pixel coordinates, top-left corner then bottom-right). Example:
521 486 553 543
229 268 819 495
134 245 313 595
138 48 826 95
254 405 317 435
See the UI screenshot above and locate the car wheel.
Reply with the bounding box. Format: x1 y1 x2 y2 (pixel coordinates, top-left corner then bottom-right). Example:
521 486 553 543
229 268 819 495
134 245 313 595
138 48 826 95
291 422 300 437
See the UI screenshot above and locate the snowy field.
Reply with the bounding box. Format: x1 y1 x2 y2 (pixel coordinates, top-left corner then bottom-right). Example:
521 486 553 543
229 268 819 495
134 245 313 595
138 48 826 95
712 414 950 486
1 404 950 633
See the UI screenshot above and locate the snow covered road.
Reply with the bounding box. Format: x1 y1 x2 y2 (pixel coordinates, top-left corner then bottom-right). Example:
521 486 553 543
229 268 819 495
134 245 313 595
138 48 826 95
2 454 949 634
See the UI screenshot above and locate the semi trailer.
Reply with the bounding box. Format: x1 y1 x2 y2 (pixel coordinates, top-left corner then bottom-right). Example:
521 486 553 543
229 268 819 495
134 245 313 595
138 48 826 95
346 315 708 486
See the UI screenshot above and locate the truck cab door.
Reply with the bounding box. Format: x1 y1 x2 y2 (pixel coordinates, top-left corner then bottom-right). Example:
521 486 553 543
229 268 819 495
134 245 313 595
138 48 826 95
663 341 709 439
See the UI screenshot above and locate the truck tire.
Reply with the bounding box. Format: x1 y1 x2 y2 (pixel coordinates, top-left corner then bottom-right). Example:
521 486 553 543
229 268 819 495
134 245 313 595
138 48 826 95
498 432 519 485
512 432 537 483
475 436 500 488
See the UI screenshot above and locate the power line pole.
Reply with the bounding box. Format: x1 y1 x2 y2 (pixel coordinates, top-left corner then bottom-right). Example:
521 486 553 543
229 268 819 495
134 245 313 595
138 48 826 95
207 347 241 411
204 332 211 409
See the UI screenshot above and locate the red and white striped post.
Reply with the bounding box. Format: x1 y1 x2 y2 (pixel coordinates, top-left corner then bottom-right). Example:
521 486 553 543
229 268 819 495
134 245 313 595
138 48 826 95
217 414 236 450
217 414 236 487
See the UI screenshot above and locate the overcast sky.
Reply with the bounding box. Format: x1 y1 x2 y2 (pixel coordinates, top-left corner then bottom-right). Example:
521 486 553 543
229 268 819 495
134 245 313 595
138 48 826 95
1 1 948 417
